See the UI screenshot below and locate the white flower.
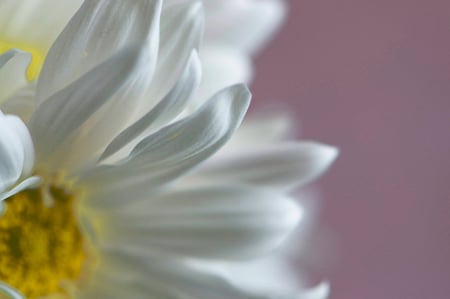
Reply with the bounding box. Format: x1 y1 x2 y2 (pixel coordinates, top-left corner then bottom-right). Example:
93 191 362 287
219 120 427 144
0 1 337 299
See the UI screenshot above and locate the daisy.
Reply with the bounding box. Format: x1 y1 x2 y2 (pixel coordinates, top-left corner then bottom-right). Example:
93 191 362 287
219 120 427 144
0 1 338 299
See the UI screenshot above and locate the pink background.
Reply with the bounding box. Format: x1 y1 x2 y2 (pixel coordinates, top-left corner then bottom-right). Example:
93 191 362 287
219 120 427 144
251 0 450 298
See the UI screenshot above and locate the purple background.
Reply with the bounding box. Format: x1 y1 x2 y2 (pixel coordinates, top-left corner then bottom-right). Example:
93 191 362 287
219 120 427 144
251 0 450 298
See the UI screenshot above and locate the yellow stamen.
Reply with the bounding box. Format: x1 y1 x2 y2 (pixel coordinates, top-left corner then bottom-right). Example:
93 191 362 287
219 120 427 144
0 39 45 81
0 187 86 299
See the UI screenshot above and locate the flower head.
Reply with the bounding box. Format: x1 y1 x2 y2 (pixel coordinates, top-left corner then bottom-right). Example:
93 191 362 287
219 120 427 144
0 1 337 299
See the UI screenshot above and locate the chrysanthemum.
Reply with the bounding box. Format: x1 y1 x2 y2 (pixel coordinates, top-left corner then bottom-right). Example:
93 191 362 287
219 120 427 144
0 1 337 299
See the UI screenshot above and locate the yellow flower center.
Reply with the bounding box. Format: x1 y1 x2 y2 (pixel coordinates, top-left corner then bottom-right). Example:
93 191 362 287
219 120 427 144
0 187 86 299
0 38 45 81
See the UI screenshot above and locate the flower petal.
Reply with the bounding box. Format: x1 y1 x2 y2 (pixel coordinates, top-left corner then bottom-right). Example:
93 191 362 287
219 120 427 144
218 110 296 154
298 282 330 299
191 142 339 191
140 0 204 112
0 0 81 51
29 43 152 171
0 176 41 203
193 45 251 107
81 84 250 192
0 49 30 105
97 186 301 260
0 83 36 122
4 114 34 177
77 253 246 299
0 111 34 195
36 0 162 103
80 250 327 299
100 50 202 162
187 258 330 299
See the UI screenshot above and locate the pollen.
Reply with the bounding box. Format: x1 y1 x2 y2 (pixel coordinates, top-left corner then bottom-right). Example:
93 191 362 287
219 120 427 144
0 38 45 81
0 187 86 299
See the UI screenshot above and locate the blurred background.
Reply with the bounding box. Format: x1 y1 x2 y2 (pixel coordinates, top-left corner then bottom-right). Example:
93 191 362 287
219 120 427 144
251 0 450 298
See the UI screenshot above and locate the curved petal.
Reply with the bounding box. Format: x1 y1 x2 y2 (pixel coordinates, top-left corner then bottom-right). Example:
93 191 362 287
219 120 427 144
96 186 301 260
0 83 36 122
80 84 251 193
4 114 34 177
29 43 152 172
187 257 302 295
78 252 251 299
80 250 328 299
193 45 252 107
0 282 25 299
141 0 204 112
218 110 296 153
0 176 41 202
36 0 162 103
0 49 30 105
298 283 330 299
100 50 202 162
191 142 339 191
0 111 35 196
187 258 330 299
0 0 81 51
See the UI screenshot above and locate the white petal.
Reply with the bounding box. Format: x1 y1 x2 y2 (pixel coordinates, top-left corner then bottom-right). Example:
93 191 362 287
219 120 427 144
187 256 298 293
85 250 324 299
0 111 35 196
0 50 30 105
77 2 205 163
0 176 41 202
0 282 25 299
141 0 204 112
81 84 250 192
191 142 339 191
0 111 38 202
0 0 81 51
36 0 162 103
0 83 36 122
298 282 330 299
97 186 301 260
222 110 296 151
187 257 328 298
193 45 252 108
204 0 286 54
100 50 202 162
4 114 34 177
78 253 235 299
29 43 151 171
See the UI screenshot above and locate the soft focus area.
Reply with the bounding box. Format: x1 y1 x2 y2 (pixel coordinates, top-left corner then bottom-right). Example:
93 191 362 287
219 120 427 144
252 1 449 298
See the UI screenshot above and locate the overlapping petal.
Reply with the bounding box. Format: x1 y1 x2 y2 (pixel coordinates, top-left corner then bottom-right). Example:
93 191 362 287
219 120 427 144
0 0 81 51
81 84 250 194
191 142 338 191
29 43 153 173
94 186 301 260
0 50 29 105
80 250 329 299
142 0 204 111
204 0 287 55
100 50 202 162
0 111 35 197
36 0 162 104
